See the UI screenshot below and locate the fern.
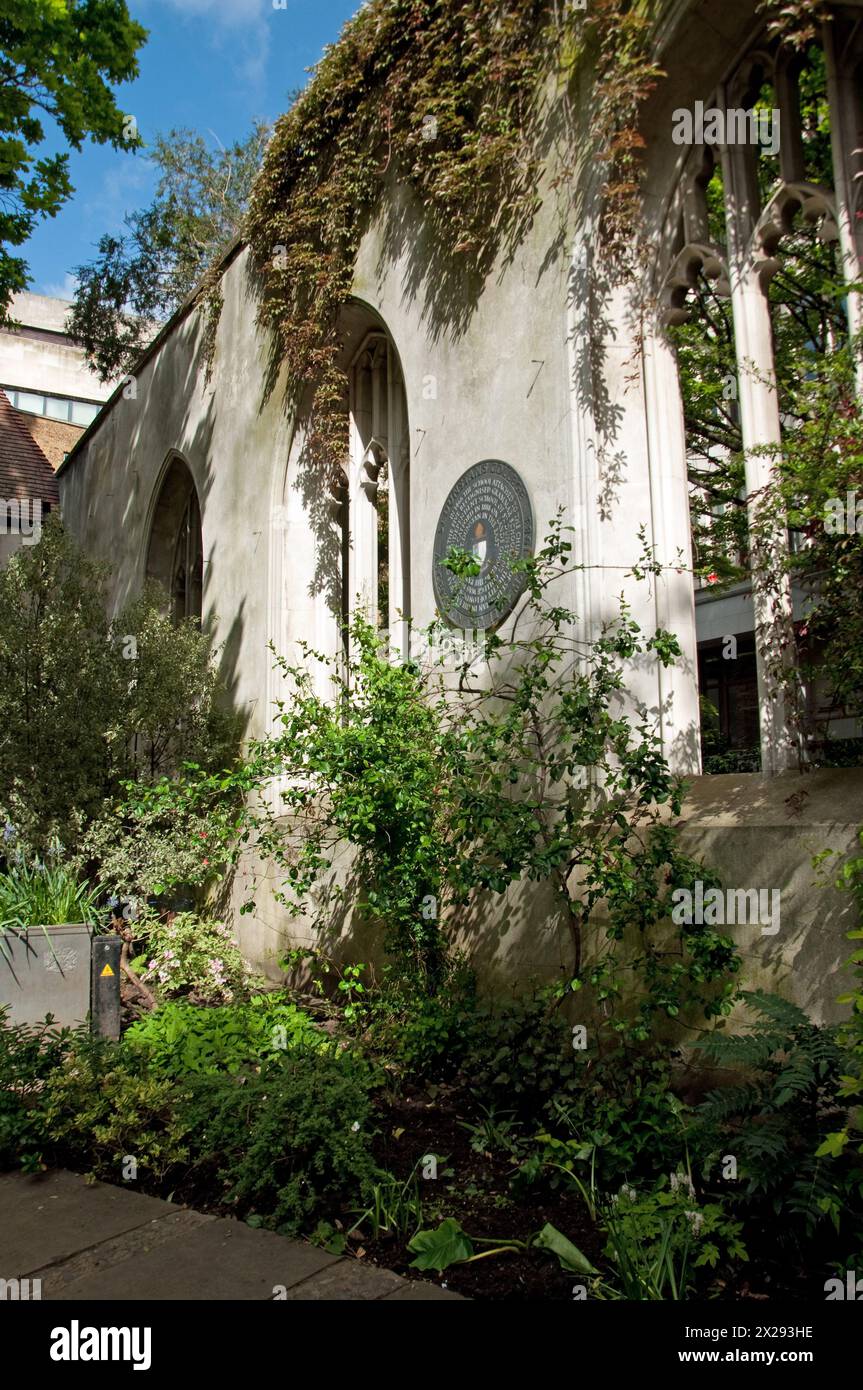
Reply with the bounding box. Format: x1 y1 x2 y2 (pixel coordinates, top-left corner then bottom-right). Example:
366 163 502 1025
691 991 854 1244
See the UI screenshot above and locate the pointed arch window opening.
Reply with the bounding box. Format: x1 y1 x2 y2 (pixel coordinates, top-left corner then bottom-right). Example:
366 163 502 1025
655 22 863 774
171 488 203 623
347 330 410 660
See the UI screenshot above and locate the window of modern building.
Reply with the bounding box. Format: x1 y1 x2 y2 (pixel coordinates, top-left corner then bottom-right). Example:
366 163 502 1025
2 386 101 427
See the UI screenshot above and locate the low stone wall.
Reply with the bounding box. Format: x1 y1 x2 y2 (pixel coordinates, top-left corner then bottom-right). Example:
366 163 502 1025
671 769 863 1026
230 769 863 1026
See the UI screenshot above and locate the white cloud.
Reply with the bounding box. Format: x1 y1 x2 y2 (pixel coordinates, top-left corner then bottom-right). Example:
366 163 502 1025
38 273 79 301
84 157 157 236
141 0 272 100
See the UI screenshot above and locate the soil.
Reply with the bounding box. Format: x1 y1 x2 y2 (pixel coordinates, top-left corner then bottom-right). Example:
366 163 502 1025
356 1082 606 1301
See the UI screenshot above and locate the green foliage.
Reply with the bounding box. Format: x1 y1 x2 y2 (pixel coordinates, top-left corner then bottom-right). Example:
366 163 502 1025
457 991 579 1118
671 44 863 741
128 912 256 1005
0 0 146 314
528 1050 687 1187
168 517 740 1042
0 519 238 888
240 1 659 490
407 1216 475 1272
817 842 863 1190
363 956 477 1078
694 991 859 1239
246 0 555 487
595 1177 747 1300
125 994 328 1078
0 1007 73 1169
458 1104 523 1161
406 1216 597 1274
70 123 269 380
349 1161 425 1242
0 849 101 934
182 1050 378 1234
41 1036 190 1182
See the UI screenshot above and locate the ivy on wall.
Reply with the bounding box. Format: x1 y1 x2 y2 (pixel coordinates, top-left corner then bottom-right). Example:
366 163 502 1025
194 1 824 492
234 0 662 489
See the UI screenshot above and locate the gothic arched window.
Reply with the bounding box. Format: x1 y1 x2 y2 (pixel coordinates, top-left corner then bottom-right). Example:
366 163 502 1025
145 455 204 623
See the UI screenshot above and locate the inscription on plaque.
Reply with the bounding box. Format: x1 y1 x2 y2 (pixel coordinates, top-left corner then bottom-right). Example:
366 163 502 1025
432 460 534 629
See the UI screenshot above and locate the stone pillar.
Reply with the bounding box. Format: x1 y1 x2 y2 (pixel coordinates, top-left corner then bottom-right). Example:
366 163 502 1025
824 19 863 392
347 342 383 624
642 323 702 774
387 342 410 661
721 129 798 775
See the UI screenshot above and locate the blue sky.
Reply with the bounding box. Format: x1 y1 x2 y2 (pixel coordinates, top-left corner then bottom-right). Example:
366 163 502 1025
26 0 361 299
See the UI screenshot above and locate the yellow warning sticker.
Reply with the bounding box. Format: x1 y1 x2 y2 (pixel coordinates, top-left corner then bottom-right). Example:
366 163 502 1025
100 964 115 977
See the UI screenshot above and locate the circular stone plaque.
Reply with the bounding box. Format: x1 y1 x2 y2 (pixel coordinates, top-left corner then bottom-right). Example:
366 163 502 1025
432 459 534 630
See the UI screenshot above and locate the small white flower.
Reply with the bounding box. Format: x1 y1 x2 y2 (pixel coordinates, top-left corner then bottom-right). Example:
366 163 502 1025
350 1121 360 1133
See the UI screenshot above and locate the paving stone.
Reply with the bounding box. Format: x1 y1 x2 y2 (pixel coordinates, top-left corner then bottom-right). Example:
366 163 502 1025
1 1171 446 1303
48 1213 340 1301
0 1170 181 1275
279 1259 405 1300
32 1209 214 1298
381 1281 465 1300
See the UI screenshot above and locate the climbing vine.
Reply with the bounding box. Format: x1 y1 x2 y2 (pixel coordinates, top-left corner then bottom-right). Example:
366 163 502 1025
234 0 664 490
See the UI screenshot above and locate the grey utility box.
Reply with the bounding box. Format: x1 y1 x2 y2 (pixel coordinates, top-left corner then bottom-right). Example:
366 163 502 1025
0 924 94 1030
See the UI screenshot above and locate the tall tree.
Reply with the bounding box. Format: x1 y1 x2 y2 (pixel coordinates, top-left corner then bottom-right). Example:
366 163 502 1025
0 0 146 318
68 122 270 380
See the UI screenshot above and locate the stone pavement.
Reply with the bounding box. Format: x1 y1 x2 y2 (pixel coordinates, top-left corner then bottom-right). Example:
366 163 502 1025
0 1170 463 1301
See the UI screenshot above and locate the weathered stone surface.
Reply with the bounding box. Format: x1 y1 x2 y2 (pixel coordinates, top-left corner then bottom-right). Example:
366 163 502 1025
381 1281 465 1301
1 1169 463 1302
0 1170 178 1274
46 1214 340 1301
31 1209 214 1298
278 1260 405 1301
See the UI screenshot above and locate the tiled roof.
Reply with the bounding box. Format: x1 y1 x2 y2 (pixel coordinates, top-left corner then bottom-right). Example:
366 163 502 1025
0 389 60 505
17 412 84 470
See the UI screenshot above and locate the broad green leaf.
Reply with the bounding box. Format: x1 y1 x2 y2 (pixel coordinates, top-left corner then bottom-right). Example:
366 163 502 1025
533 1222 598 1275
407 1218 474 1271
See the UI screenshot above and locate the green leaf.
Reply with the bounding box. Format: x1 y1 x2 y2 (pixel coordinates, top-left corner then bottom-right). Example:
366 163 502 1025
533 1222 598 1274
407 1218 474 1271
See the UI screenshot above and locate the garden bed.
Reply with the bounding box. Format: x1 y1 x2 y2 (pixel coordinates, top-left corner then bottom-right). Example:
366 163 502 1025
365 1083 604 1300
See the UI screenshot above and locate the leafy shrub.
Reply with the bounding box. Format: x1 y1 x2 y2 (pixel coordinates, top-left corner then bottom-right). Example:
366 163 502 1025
366 958 477 1079
41 1037 190 1182
692 991 857 1241
0 517 238 885
0 1007 74 1169
821 845 863 1177
596 1175 747 1300
130 911 256 1004
526 1049 687 1188
456 991 579 1118
125 994 329 1078
182 1050 378 1233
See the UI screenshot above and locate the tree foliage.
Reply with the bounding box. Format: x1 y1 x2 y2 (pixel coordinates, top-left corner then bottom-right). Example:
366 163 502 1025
69 122 270 380
0 0 146 317
0 517 238 879
152 520 741 1038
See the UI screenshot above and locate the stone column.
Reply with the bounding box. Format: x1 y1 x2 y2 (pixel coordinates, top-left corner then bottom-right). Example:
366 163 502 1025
347 342 383 625
721 126 798 775
824 19 863 392
642 322 702 774
386 341 410 660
